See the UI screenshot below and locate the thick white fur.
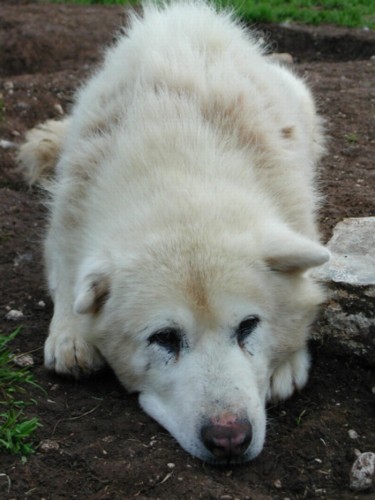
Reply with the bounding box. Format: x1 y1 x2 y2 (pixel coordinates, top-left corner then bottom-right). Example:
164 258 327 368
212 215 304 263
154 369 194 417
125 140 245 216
18 1 329 464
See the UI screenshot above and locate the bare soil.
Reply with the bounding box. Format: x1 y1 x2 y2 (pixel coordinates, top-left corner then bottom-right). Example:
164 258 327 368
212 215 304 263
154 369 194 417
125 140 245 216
1 2 374 499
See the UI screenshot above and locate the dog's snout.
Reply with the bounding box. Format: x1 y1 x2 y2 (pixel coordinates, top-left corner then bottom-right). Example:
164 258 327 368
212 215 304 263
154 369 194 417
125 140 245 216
201 417 252 460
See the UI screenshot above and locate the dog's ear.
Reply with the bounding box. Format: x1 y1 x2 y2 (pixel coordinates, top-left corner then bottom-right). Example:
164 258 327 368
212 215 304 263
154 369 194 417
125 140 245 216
264 228 330 273
74 257 111 314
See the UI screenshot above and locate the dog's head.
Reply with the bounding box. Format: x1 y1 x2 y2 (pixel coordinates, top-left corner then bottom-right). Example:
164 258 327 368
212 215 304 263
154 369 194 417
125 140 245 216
73 226 329 464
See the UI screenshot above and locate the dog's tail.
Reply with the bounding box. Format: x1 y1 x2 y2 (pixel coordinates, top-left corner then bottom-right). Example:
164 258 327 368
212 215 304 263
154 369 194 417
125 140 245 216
17 118 70 185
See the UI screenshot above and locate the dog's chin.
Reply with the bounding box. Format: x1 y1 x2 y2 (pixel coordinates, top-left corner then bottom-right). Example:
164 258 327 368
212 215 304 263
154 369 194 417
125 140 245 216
184 441 263 466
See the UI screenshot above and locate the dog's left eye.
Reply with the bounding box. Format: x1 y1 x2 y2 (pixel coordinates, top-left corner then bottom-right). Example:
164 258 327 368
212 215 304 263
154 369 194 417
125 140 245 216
148 328 181 355
236 316 260 347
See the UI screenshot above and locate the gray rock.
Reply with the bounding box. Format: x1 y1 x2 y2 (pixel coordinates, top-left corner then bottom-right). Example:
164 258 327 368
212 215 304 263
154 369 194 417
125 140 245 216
312 218 375 367
5 309 24 321
350 452 375 491
314 217 375 286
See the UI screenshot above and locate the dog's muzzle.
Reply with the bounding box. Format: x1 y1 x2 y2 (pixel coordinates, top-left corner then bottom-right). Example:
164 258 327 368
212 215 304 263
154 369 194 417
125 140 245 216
200 415 252 461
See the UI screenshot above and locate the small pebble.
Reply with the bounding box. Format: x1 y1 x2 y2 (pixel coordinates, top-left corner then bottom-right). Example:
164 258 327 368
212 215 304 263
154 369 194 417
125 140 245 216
167 463 175 469
348 429 359 440
102 436 114 444
3 81 14 91
5 309 24 321
350 452 375 491
14 252 33 267
268 52 294 65
54 103 64 115
13 354 34 368
39 439 60 453
38 300 46 308
0 139 17 149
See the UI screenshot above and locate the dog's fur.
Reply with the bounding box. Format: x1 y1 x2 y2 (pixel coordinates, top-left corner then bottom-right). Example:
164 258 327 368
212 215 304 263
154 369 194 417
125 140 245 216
18 1 330 464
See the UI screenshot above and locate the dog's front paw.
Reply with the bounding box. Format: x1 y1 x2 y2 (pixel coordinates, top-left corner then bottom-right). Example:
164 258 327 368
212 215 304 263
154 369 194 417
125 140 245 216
44 332 104 378
267 348 310 402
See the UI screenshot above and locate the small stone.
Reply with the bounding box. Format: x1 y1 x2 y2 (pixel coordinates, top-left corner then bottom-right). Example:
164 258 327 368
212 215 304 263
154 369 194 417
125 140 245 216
3 81 14 91
14 252 33 267
13 354 34 368
348 429 359 440
267 52 294 65
54 103 64 115
0 139 17 149
37 300 46 308
39 439 60 453
273 479 282 488
350 452 375 491
167 463 175 469
5 309 24 321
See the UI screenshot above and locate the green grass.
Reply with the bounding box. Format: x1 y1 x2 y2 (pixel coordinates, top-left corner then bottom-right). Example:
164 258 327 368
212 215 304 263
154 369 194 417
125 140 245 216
42 0 375 29
0 329 42 457
227 0 375 29
295 409 307 426
345 132 359 143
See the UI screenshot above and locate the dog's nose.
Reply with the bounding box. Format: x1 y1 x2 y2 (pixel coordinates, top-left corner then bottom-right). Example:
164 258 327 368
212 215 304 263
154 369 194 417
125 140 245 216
201 417 252 460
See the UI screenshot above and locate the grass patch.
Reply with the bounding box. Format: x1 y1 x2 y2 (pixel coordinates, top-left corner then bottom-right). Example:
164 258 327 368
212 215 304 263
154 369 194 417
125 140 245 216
0 328 42 458
41 0 375 29
345 132 359 143
224 0 375 29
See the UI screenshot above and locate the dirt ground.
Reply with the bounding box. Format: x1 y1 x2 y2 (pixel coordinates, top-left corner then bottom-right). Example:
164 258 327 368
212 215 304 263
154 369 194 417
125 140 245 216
1 2 375 499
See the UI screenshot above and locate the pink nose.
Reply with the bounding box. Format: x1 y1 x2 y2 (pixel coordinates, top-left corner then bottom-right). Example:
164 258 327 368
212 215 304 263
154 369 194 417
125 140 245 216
201 416 252 460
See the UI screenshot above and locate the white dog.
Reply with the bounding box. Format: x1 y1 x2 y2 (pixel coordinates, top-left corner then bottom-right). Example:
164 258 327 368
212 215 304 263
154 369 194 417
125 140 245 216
19 1 329 464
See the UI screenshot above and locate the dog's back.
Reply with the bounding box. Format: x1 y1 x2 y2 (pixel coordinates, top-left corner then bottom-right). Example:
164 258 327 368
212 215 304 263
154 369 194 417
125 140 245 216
70 2 324 238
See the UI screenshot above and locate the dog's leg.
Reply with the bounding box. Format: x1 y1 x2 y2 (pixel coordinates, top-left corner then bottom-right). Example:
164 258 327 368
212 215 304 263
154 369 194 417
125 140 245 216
267 348 310 402
44 293 105 378
44 253 105 378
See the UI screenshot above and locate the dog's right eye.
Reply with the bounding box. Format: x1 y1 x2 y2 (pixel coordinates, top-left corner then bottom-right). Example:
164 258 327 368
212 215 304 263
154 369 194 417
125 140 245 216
236 316 260 347
148 328 181 355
